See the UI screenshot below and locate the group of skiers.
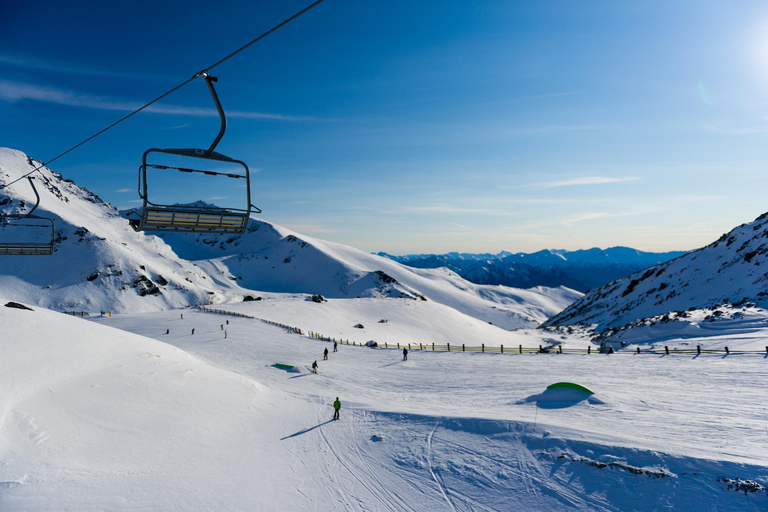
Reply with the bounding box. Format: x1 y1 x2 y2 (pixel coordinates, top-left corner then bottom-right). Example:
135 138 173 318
311 342 409 422
164 315 231 338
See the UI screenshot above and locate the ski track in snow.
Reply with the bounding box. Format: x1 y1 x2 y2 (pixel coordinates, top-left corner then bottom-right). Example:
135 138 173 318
427 424 459 512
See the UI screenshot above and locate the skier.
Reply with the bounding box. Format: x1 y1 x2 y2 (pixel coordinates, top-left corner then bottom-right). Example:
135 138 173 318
333 340 337 352
191 328 195 335
221 324 223 331
323 347 329 360
312 361 318 374
226 320 229 325
165 329 169 335
403 347 408 361
333 397 341 420
180 313 183 320
224 330 227 339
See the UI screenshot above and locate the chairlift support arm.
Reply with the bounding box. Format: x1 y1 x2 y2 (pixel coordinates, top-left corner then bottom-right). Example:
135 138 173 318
201 73 226 155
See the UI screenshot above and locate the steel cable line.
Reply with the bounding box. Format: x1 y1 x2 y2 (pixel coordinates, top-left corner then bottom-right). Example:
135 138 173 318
0 0 327 191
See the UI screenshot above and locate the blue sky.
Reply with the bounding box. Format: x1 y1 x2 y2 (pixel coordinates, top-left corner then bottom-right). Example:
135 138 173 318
3 0 768 254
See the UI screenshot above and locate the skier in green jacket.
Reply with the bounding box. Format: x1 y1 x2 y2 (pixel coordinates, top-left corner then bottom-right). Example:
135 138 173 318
333 397 341 420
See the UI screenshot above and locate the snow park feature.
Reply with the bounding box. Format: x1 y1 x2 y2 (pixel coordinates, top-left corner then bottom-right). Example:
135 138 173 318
546 382 594 394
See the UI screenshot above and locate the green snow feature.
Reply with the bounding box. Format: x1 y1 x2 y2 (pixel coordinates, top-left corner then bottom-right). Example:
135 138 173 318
546 382 594 394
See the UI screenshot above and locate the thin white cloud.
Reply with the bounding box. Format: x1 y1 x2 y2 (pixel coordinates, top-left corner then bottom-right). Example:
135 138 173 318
283 223 338 234
114 188 132 193
0 80 323 121
0 54 167 80
453 223 472 230
515 91 583 101
562 212 611 226
531 176 640 188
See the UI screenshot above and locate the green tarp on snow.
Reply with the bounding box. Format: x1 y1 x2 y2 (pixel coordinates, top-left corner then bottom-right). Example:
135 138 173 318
546 382 594 394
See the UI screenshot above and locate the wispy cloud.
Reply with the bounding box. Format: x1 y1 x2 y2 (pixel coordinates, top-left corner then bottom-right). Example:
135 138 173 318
0 80 323 121
530 176 640 188
114 188 132 193
0 54 169 80
515 91 583 101
453 223 472 230
700 120 768 135
283 223 338 234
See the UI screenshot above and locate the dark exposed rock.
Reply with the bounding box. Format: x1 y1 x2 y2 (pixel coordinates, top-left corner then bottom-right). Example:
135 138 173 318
133 275 161 297
4 302 33 311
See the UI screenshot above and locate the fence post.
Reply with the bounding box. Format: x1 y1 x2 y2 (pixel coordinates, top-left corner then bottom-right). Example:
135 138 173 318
409 343 411 350
765 346 768 354
448 343 450 352
482 343 484 353
462 344 465 352
432 343 435 351
636 347 639 354
558 345 562 354
420 343 423 350
501 344 503 353
385 342 387 348
538 345 542 353
665 346 669 355
697 345 701 355
397 343 400 349
588 346 591 354
725 346 729 354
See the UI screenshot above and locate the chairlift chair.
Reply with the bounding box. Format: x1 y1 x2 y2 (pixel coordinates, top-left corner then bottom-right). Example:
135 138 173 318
0 177 55 255
127 74 260 235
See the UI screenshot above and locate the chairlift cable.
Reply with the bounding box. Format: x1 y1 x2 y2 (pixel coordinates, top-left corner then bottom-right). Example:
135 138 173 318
0 0 327 191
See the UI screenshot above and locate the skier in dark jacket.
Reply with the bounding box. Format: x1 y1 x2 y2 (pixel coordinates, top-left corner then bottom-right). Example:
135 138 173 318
333 341 338 352
403 347 408 361
312 361 318 374
323 347 329 360
333 397 341 420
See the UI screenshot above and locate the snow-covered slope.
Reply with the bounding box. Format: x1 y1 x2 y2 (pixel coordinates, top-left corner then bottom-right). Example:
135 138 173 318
545 211 768 330
0 148 245 312
158 221 581 329
0 147 578 327
2 298 767 510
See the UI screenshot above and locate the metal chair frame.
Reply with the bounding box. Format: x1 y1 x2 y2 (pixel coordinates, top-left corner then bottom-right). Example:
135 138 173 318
0 177 55 255
127 74 260 235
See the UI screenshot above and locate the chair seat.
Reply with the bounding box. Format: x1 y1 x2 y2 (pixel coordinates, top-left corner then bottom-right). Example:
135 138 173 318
134 207 248 234
0 243 54 255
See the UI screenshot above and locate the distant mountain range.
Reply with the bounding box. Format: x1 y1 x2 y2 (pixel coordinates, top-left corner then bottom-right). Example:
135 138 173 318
378 248 686 292
545 211 768 330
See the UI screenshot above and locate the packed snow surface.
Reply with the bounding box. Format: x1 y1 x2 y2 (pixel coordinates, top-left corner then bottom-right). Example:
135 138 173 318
1 299 766 511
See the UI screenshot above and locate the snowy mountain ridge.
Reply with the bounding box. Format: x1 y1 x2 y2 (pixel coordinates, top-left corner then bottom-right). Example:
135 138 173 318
0 148 578 328
545 211 768 330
